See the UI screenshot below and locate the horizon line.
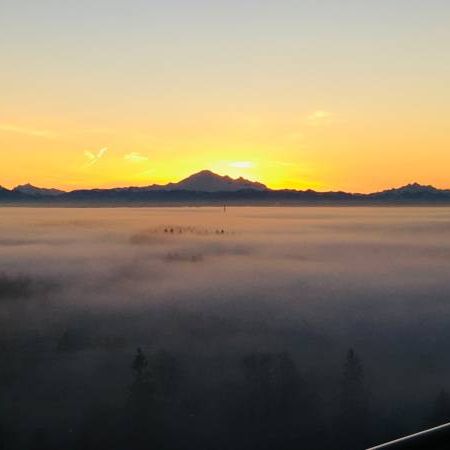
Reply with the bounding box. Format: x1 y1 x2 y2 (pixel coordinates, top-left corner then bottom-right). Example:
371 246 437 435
1 171 448 196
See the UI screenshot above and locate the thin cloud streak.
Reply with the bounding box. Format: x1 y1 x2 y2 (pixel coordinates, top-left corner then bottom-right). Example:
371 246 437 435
124 152 149 163
0 124 57 139
306 110 333 126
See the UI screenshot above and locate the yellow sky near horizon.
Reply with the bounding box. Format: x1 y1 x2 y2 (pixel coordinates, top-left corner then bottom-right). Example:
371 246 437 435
1 103 449 193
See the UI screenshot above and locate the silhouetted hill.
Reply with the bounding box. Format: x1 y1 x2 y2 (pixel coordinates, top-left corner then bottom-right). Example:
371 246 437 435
370 183 450 201
105 170 268 193
167 170 268 192
13 183 65 197
2 176 450 205
0 186 27 202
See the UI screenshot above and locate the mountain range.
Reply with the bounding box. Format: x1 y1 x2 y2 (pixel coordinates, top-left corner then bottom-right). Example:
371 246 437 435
13 183 66 197
1 171 450 205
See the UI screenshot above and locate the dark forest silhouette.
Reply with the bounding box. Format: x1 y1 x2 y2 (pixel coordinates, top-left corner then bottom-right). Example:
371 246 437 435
1 342 448 450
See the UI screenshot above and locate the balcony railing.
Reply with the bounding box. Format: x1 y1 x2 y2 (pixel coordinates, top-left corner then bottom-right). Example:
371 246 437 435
367 422 450 449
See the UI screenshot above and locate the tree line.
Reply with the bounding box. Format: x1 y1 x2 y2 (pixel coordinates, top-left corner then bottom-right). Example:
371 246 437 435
2 345 449 450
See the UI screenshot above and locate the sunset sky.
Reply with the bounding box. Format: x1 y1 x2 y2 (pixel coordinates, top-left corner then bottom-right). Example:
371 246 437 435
1 0 449 192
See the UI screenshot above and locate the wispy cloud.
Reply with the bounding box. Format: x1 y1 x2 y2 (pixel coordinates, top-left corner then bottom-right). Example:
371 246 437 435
229 161 255 169
306 110 333 126
124 152 149 163
84 148 108 167
0 124 57 139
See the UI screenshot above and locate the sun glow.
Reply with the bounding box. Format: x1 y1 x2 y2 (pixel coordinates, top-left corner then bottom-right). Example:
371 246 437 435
228 161 255 169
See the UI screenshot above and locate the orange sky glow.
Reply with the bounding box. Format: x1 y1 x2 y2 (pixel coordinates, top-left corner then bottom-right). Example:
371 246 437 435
1 0 449 193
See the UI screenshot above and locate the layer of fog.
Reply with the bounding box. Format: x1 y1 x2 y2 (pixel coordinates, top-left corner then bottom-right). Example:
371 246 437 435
1 206 450 448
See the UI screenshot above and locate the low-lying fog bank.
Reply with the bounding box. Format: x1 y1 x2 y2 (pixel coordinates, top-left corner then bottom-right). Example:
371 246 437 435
1 206 450 450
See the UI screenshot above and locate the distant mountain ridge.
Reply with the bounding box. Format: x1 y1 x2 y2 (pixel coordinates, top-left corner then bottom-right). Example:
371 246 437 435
1 172 450 205
109 170 268 193
369 182 450 200
158 170 268 192
13 183 65 197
